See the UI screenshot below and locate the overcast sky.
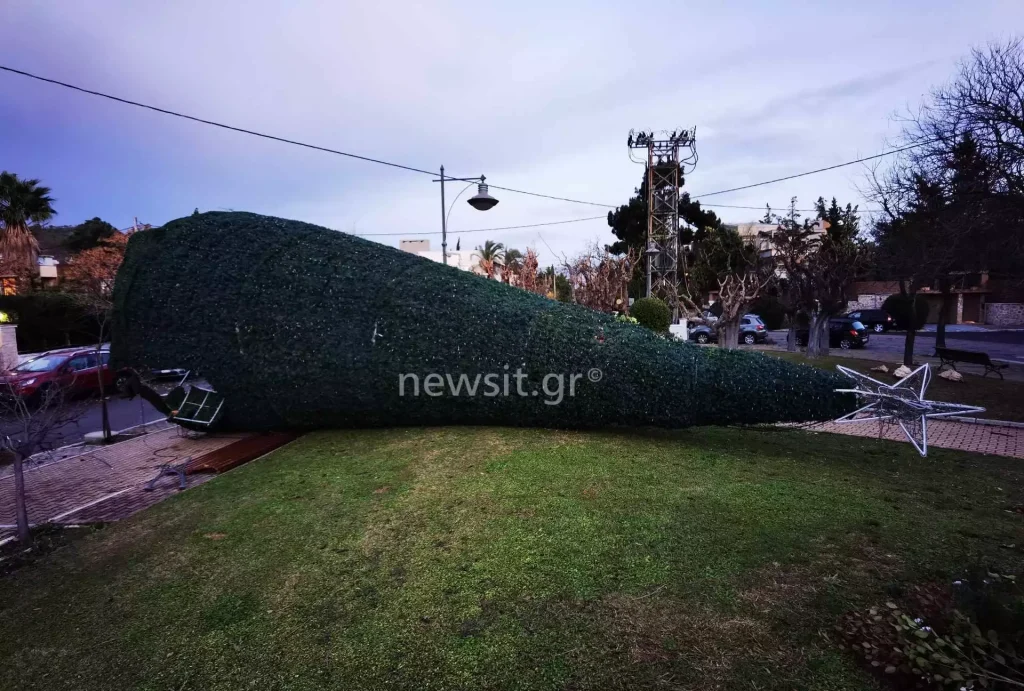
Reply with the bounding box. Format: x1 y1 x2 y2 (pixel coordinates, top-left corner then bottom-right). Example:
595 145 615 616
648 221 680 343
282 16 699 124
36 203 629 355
2 1 1020 264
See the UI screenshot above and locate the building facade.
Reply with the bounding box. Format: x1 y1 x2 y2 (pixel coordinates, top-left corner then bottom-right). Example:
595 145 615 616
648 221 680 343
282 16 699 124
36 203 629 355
399 239 497 278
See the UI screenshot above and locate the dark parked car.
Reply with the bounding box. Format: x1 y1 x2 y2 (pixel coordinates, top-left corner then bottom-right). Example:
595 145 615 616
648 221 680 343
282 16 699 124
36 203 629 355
844 309 893 333
795 318 870 349
689 314 768 345
0 347 118 403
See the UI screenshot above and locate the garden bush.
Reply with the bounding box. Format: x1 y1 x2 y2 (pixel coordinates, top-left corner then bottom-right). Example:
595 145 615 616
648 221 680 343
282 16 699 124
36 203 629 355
630 297 671 333
111 212 854 431
882 293 929 331
0 293 101 353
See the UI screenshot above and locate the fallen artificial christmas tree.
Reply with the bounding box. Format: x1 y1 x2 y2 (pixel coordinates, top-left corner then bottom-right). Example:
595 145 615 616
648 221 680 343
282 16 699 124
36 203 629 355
111 212 854 431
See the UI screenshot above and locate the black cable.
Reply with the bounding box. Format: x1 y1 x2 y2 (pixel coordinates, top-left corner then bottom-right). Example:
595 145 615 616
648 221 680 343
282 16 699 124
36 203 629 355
689 142 931 198
0 63 914 213
354 215 606 237
0 65 439 177
708 202 880 214
485 185 615 208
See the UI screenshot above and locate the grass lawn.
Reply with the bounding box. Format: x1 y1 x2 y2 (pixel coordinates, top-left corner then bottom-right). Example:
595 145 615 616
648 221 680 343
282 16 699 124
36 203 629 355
3 426 1024 690
764 350 1024 423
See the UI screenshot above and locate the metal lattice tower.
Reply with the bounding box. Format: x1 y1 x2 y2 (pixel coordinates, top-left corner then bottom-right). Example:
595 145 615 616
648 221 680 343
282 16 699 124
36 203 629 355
627 129 698 320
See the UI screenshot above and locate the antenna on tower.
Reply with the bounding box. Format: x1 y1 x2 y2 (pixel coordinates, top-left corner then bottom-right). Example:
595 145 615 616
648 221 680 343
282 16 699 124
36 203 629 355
627 128 698 321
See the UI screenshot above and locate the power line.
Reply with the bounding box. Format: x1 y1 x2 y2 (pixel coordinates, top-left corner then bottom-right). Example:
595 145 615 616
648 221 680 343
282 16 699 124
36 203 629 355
485 185 615 208
354 215 606 237
710 202 882 214
1 63 905 215
689 142 929 198
0 64 439 177
485 187 881 215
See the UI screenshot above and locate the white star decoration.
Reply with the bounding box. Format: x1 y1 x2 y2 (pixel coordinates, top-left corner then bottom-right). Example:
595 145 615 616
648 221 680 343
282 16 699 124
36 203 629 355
834 363 985 456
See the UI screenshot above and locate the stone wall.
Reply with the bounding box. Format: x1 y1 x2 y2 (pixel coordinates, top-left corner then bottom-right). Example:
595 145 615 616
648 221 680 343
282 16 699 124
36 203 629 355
984 303 1024 327
847 294 890 311
0 325 18 370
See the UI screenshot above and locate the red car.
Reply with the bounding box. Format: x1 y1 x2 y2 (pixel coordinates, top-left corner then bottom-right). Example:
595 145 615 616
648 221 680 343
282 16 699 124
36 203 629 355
0 347 118 403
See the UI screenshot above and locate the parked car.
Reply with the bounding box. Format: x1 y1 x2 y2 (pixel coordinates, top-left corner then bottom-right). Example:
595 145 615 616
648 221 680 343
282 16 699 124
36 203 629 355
689 314 768 345
0 347 117 403
844 309 894 333
795 318 870 349
148 367 192 382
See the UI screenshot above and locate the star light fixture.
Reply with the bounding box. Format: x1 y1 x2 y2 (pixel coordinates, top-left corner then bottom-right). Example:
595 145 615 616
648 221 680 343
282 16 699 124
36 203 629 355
833 364 985 456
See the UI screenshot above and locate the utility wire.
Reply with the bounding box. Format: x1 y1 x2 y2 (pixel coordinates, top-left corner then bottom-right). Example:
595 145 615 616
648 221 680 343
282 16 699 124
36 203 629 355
701 202 880 214
354 215 606 237
486 188 879 215
1 63 906 214
689 142 929 198
0 64 439 177
485 185 614 208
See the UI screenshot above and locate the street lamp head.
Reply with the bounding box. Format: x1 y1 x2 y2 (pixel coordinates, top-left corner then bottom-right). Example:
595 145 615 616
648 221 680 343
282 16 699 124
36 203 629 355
467 177 499 211
644 241 660 259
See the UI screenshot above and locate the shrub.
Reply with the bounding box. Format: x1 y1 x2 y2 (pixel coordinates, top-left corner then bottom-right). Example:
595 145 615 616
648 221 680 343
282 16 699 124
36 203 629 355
838 574 1024 690
882 293 929 331
630 297 671 333
111 211 855 431
0 293 100 352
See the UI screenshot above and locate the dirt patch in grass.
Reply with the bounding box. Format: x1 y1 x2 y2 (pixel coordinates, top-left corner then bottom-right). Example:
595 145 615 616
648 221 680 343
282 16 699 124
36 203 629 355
539 591 842 691
0 524 105 577
602 593 774 664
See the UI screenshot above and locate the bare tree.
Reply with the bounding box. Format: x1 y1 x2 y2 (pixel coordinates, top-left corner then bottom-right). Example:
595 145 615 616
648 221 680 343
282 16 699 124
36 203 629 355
504 249 548 296
0 380 87 544
62 231 131 442
762 198 863 358
563 244 635 314
761 201 819 353
680 227 771 350
897 38 1023 201
868 38 1024 361
73 296 114 441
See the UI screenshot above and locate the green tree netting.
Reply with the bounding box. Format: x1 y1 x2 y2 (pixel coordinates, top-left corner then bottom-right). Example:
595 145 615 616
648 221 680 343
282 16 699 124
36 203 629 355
111 212 853 430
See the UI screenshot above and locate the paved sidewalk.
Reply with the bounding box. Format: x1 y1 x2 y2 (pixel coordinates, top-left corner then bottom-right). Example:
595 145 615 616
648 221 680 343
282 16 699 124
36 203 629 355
0 427 248 538
801 418 1024 459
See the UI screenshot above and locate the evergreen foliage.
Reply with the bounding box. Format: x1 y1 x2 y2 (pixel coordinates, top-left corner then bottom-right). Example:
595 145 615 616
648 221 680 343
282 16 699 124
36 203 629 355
111 212 853 431
630 297 671 333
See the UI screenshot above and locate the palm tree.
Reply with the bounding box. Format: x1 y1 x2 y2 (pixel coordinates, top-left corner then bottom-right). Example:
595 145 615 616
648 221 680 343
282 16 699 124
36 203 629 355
504 248 523 270
475 240 505 279
502 248 524 284
0 172 55 270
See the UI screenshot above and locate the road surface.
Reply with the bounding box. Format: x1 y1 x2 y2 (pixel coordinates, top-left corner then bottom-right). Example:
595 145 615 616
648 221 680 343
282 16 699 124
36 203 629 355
768 329 1024 365
1 394 167 456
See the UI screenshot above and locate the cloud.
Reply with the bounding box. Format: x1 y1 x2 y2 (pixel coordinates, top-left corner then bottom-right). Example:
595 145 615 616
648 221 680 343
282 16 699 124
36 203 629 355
0 0 1019 264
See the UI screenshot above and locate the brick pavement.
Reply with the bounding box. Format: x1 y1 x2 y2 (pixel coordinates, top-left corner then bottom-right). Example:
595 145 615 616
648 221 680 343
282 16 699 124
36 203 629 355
0 427 248 530
800 418 1024 458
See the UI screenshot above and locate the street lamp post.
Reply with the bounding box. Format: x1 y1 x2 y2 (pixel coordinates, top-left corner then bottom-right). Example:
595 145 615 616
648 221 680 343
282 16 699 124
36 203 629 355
434 167 499 265
644 241 660 298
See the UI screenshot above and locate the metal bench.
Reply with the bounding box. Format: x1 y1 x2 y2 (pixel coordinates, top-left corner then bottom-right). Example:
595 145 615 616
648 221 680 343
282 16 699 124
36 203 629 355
934 346 1008 379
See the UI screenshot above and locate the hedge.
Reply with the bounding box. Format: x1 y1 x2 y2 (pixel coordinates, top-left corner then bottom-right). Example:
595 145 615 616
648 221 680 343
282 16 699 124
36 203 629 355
111 212 854 431
630 297 671 333
0 293 102 353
